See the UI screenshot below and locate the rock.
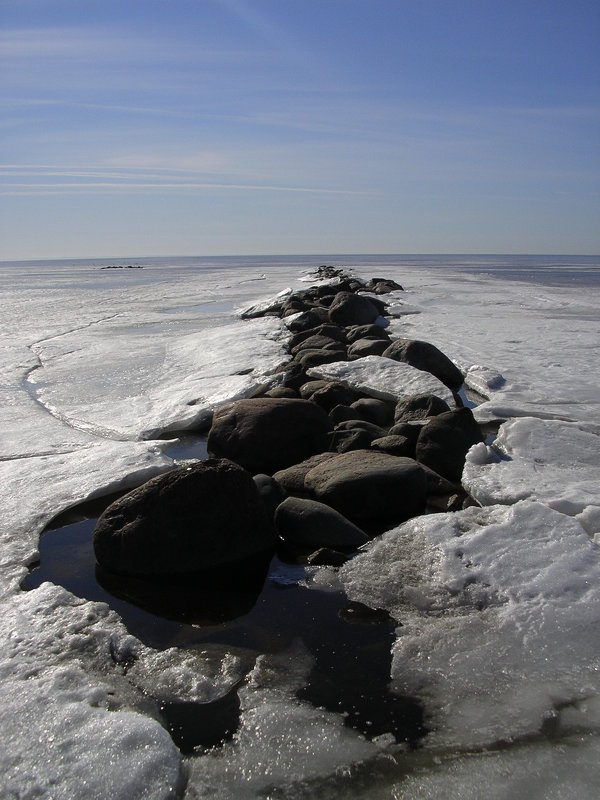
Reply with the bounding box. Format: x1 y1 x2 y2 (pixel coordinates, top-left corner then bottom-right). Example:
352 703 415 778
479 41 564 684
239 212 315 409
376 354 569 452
253 473 288 520
329 404 365 424
93 459 275 577
334 419 388 440
289 324 347 350
328 291 381 326
383 339 464 392
394 393 452 423
295 348 347 369
365 277 404 294
274 497 369 549
208 397 332 474
304 450 427 525
273 452 337 495
309 382 357 412
345 324 391 344
329 428 373 453
286 308 330 332
350 397 395 426
370 434 415 457
415 407 484 481
347 338 390 359
290 335 347 356
265 386 298 399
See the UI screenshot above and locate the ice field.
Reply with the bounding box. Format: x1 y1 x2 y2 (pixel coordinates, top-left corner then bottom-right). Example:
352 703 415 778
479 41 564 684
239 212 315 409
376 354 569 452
1 255 599 798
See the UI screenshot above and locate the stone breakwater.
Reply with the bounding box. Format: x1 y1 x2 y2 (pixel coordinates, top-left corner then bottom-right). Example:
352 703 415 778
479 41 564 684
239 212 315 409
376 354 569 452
93 266 484 579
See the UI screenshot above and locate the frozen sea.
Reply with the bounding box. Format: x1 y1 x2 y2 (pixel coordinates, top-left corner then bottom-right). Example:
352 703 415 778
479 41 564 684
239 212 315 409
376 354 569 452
1 254 599 799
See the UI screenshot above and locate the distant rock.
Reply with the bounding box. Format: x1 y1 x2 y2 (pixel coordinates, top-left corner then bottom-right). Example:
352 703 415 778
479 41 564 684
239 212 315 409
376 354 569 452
93 459 275 577
208 397 332 474
274 496 369 549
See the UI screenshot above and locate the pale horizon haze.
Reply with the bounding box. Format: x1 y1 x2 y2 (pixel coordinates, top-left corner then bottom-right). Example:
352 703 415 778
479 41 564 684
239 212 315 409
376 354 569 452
1 0 599 260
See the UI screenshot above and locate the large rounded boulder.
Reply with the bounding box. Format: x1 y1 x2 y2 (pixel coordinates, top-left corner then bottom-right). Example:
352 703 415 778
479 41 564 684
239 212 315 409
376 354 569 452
304 450 427 526
207 397 332 474
93 459 275 577
383 339 464 392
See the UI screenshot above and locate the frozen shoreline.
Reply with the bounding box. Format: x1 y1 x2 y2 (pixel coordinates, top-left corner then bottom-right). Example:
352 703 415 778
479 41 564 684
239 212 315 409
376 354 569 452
1 256 599 798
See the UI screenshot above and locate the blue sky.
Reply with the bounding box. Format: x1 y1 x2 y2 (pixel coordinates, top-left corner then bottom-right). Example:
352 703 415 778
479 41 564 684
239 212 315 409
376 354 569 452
1 0 599 258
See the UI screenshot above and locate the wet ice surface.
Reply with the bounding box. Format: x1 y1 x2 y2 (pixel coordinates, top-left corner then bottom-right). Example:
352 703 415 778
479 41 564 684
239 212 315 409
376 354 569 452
1 255 600 797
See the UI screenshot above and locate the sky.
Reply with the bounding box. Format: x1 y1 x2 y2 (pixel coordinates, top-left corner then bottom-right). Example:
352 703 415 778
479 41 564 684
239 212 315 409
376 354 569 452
1 0 599 259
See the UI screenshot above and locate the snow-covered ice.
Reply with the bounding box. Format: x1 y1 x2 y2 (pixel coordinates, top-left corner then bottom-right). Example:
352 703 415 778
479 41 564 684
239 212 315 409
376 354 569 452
1 255 599 798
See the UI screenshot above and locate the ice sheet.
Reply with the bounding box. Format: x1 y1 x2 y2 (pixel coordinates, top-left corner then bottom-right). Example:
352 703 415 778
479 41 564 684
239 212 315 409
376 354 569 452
341 501 600 750
463 417 600 526
307 355 456 406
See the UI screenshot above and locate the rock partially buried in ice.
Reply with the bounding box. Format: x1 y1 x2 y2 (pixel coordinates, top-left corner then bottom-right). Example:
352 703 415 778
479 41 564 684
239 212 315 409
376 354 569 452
304 450 427 526
383 338 464 392
207 397 332 474
274 496 369 549
328 291 381 326
416 407 484 482
93 458 275 577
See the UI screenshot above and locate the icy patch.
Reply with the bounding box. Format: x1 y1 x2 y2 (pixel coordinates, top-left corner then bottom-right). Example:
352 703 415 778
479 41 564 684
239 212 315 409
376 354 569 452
188 643 376 798
340 501 600 751
307 356 455 406
0 584 185 799
463 417 600 522
391 735 600 800
29 317 288 440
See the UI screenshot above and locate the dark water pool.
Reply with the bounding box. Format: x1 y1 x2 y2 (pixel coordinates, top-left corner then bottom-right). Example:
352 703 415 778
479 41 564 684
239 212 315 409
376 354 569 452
23 509 426 754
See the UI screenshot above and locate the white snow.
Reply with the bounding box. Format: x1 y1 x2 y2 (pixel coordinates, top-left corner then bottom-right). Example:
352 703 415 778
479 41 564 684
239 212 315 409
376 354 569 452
307 354 456 406
1 256 599 798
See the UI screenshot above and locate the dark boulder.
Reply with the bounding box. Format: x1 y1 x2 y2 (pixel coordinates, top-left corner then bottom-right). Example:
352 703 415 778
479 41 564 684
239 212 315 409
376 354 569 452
365 277 404 294
328 428 373 453
253 473 288 521
93 459 275 577
328 292 381 327
329 404 365 425
394 394 452 423
415 408 484 482
286 308 330 333
289 324 346 350
295 348 347 369
309 382 357 412
272 452 337 495
274 497 368 549
345 324 391 344
350 397 395 427
265 386 298 399
304 450 427 526
370 434 415 458
334 419 388 440
291 335 347 356
383 339 464 392
208 397 332 474
347 338 390 359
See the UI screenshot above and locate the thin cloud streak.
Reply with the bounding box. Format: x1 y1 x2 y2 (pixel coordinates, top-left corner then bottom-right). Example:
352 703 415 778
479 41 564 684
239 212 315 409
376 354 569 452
0 181 370 196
